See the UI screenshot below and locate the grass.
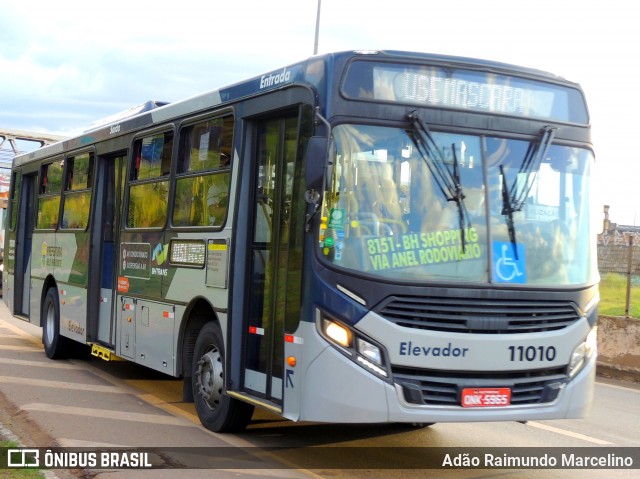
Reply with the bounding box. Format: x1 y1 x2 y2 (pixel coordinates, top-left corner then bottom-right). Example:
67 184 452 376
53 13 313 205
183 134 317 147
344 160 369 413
598 273 640 318
0 441 44 479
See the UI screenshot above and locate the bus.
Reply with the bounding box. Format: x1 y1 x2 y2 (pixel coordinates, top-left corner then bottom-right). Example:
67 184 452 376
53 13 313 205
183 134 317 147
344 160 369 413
3 50 598 432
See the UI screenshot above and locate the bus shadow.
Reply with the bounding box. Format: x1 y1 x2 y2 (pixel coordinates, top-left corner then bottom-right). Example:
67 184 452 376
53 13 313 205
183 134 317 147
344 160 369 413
242 412 437 447
239 417 442 470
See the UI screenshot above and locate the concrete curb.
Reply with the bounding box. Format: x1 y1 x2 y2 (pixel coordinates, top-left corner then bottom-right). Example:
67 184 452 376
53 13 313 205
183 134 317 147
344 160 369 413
596 315 640 383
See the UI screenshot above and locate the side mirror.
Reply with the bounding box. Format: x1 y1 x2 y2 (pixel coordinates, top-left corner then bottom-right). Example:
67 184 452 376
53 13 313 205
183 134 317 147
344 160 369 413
304 136 328 191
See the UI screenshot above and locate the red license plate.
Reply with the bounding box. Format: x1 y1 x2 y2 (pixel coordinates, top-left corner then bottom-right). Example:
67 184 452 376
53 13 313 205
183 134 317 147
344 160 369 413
461 387 511 407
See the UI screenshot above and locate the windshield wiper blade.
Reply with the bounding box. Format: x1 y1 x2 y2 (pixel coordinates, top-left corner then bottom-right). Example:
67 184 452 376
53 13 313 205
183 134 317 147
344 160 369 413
509 126 557 211
450 142 471 253
408 111 470 252
500 126 557 259
500 164 518 260
408 112 457 200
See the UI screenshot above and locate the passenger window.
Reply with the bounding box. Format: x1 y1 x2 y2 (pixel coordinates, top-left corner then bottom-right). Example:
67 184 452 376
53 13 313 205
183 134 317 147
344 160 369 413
131 132 173 181
9 171 21 230
61 152 94 230
127 131 173 228
178 117 232 173
36 159 64 229
173 116 233 227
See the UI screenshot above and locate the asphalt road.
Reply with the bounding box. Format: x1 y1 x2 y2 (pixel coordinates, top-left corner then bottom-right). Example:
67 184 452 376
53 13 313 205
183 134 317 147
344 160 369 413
0 301 638 479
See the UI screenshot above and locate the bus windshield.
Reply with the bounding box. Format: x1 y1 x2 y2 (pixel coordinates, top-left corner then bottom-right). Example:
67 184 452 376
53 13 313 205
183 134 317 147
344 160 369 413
319 124 596 286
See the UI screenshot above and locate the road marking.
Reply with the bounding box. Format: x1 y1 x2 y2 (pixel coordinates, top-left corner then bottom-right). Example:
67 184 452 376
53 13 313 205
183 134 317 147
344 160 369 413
527 421 614 445
0 345 42 352
0 318 44 346
219 470 317 478
136 393 201 426
0 375 126 394
598 381 640 394
22 403 196 427
0 357 84 369
58 438 129 448
57 439 316 478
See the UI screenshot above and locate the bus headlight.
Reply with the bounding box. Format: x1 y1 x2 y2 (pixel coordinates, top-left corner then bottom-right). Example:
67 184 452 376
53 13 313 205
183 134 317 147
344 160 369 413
357 338 382 365
322 319 352 349
568 327 597 378
318 311 389 379
356 338 387 377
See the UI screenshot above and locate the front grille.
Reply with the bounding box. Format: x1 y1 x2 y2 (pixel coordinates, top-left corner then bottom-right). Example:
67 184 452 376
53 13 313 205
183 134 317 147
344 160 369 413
377 295 581 334
393 366 568 406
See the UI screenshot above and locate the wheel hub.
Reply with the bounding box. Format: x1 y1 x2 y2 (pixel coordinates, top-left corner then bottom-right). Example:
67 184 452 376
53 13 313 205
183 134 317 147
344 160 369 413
45 303 55 345
196 348 224 410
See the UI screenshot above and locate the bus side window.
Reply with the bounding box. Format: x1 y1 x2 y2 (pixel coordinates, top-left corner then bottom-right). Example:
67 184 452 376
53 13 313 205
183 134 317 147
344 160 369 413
172 115 234 228
127 131 173 229
9 171 21 230
61 152 93 230
36 159 63 230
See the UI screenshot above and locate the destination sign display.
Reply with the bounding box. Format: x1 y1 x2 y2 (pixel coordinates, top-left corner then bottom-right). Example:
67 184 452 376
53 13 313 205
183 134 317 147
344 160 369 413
343 60 588 124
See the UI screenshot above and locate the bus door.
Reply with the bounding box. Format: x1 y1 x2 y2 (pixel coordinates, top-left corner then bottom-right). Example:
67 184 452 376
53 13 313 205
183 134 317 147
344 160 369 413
87 153 125 347
242 112 306 405
13 173 36 318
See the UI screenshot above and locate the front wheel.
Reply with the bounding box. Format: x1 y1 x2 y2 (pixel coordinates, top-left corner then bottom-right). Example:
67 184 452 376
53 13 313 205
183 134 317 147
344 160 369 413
42 288 71 359
192 322 254 432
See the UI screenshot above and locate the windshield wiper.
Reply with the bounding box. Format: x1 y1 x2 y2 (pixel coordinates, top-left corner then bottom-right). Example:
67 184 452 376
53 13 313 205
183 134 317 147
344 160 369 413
408 111 471 252
500 164 518 259
500 126 557 259
509 126 557 210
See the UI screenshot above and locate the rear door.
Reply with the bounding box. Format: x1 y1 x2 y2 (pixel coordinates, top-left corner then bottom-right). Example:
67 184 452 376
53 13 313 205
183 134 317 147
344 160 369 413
87 152 126 346
12 172 36 318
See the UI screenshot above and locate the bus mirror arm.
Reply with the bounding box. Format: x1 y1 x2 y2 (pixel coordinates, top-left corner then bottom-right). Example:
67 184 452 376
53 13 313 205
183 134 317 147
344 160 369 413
306 109 332 191
304 196 320 233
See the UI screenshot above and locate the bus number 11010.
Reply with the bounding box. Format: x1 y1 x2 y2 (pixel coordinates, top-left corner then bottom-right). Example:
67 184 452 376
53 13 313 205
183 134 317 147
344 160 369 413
508 345 556 362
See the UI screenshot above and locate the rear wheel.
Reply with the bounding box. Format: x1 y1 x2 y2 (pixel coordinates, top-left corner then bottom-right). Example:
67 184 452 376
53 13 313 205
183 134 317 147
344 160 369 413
42 288 72 359
192 322 254 432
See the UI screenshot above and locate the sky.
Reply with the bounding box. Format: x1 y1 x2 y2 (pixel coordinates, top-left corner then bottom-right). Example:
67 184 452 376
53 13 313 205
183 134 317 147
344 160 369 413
1 0 638 224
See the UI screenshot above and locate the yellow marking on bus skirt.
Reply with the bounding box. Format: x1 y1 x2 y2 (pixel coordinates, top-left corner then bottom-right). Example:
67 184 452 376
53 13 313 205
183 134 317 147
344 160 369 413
0 376 126 394
21 403 195 427
527 421 614 445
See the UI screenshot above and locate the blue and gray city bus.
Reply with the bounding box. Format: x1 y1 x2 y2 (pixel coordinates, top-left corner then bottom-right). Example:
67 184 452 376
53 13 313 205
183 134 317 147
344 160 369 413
3 51 598 432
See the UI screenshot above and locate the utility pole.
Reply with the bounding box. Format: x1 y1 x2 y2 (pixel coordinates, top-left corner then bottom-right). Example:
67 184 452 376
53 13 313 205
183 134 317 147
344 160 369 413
626 234 634 318
314 0 322 55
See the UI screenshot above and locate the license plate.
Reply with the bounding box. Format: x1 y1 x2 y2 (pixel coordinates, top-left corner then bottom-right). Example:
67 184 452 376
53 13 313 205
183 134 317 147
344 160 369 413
461 387 511 407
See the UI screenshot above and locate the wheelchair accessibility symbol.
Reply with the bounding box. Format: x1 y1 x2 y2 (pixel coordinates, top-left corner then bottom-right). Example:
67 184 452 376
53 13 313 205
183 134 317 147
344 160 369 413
493 242 526 284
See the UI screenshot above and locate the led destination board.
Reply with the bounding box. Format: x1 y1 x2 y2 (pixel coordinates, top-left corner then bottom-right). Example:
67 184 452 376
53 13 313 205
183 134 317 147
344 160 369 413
343 60 588 124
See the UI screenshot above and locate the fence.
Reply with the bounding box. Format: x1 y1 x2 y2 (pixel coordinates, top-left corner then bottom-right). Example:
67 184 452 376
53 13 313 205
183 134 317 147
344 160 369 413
598 231 640 273
598 230 640 317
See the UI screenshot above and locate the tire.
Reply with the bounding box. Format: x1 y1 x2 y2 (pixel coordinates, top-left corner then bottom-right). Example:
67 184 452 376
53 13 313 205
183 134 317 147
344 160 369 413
192 322 254 432
42 288 72 359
